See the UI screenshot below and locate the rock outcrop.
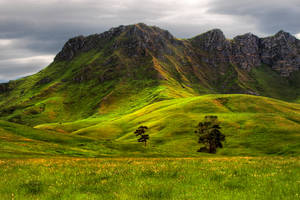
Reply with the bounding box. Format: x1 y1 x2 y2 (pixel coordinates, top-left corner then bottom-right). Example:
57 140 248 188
55 23 182 61
55 23 300 77
260 31 300 76
191 29 231 67
117 23 181 57
191 29 300 76
54 25 128 61
231 33 261 71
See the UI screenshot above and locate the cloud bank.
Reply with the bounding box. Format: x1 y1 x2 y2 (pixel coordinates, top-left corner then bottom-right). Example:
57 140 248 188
0 0 299 82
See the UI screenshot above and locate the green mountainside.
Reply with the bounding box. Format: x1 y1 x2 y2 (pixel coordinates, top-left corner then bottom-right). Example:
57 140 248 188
0 23 299 157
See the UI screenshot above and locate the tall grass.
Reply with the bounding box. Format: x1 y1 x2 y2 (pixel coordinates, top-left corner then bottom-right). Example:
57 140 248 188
0 157 299 200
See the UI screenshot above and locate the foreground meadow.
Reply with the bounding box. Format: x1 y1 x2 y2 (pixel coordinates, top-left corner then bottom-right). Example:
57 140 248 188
0 157 299 200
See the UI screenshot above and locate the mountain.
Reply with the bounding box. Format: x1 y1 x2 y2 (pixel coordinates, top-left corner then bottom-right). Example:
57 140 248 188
0 23 299 157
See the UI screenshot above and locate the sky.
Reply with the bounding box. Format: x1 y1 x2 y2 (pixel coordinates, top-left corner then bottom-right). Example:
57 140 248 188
0 0 300 82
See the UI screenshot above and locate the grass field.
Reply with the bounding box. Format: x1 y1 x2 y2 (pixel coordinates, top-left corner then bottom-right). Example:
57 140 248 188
1 94 299 200
0 157 299 200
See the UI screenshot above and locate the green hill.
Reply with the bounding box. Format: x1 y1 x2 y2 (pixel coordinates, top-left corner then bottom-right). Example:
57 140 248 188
0 24 299 157
0 94 299 157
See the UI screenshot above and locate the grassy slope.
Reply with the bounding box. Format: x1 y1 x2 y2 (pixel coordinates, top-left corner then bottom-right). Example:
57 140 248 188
0 157 299 199
35 94 300 157
1 57 300 157
0 120 103 158
0 49 201 126
248 65 300 101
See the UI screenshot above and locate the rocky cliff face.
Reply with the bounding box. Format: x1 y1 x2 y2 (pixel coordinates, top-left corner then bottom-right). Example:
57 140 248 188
190 29 231 67
55 23 182 61
231 33 261 71
260 31 300 77
54 25 130 61
55 23 300 77
191 29 300 76
115 23 182 57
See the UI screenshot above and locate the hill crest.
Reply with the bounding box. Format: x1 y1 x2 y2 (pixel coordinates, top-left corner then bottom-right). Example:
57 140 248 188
54 23 300 77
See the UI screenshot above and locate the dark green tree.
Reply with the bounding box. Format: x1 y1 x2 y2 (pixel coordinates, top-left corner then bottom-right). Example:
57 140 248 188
195 116 225 153
134 126 149 146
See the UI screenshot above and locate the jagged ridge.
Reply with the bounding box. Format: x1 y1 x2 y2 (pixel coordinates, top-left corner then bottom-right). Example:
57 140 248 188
56 23 300 77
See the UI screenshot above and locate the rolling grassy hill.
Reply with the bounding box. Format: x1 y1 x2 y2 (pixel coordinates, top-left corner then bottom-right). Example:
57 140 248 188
0 120 102 158
1 94 299 157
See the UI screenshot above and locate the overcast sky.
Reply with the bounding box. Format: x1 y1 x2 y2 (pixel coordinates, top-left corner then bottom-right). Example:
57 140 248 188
0 0 300 82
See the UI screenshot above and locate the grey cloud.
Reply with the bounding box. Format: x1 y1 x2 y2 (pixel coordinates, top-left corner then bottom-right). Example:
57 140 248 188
0 0 299 82
0 0 178 55
0 55 53 82
0 0 184 82
207 0 300 35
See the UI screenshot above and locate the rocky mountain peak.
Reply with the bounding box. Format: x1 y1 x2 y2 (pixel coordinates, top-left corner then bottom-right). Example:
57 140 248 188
234 32 258 40
231 33 261 70
55 23 179 61
205 29 226 39
54 36 86 61
190 28 299 75
54 23 300 77
118 23 180 57
260 30 300 76
275 30 297 43
192 29 228 52
54 25 131 61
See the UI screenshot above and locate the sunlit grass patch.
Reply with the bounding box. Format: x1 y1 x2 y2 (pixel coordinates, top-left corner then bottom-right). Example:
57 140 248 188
2 94 300 158
0 157 299 200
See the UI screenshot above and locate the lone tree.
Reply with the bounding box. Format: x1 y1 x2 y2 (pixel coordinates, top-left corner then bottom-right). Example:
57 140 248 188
195 116 225 153
134 126 149 146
